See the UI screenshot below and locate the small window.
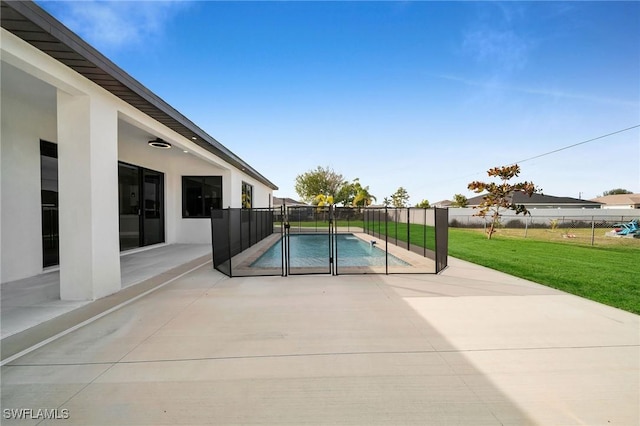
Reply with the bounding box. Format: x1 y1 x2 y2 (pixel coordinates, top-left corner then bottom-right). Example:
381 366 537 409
182 176 222 218
242 181 253 209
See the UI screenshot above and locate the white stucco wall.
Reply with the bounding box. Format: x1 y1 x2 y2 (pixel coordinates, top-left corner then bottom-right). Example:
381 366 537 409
1 62 57 283
113 108 277 248
601 205 639 209
1 27 275 287
56 91 121 300
118 132 229 244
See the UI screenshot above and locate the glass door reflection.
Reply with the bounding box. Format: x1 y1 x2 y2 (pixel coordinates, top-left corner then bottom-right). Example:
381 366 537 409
118 163 141 250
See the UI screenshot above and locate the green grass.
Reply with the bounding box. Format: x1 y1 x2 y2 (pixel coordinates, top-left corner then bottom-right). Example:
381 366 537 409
285 220 437 251
449 228 640 314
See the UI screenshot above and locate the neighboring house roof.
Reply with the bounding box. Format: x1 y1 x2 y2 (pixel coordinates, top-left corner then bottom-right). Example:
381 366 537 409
433 200 453 208
467 192 602 208
0 0 277 190
272 197 309 207
590 194 640 207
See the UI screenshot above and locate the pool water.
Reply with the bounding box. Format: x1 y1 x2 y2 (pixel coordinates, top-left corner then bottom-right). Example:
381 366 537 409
250 234 410 268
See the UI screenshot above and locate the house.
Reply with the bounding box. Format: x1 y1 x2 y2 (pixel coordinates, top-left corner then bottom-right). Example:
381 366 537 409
433 200 453 208
1 1 277 300
590 194 640 209
272 197 315 221
272 197 309 207
466 192 602 209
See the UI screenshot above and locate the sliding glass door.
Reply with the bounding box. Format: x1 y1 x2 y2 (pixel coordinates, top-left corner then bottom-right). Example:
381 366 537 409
142 169 164 246
118 162 164 250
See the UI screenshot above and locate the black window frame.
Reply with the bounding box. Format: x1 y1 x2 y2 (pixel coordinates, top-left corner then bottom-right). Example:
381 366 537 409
182 176 223 218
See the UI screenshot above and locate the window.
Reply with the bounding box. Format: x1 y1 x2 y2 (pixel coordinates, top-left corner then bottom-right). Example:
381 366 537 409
242 181 253 209
182 176 222 217
41 140 59 267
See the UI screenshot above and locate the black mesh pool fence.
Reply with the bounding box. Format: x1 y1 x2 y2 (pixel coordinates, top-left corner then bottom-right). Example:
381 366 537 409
211 206 448 277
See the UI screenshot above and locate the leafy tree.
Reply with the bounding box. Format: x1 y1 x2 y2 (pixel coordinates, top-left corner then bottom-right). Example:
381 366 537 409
383 197 391 207
335 178 375 207
352 180 376 207
313 194 334 207
602 188 632 196
451 194 468 207
415 199 430 209
335 180 357 206
467 164 538 239
313 194 333 222
391 187 410 208
294 166 345 203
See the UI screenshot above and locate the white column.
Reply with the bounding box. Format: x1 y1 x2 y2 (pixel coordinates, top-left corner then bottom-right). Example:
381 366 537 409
57 90 121 300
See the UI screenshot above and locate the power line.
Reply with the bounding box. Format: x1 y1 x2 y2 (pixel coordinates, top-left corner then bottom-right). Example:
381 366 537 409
416 124 640 191
509 124 640 166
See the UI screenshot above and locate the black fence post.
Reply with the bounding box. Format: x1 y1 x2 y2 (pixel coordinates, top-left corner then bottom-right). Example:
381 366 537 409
434 207 449 273
394 209 398 246
210 209 216 270
227 208 233 277
407 207 411 250
423 208 427 257
385 206 389 275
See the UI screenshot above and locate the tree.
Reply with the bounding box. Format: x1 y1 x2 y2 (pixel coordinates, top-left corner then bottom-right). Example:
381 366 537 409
335 180 357 206
467 164 538 239
313 194 334 207
335 178 376 207
294 166 345 203
602 188 632 196
451 194 468 207
391 187 410 208
352 180 376 208
415 199 430 209
383 197 391 207
313 194 333 222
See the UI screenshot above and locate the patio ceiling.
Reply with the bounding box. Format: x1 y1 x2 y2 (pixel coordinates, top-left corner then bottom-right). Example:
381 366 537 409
1 0 277 190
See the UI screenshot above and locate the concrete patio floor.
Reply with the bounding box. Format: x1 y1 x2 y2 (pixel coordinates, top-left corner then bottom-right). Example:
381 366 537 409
1 257 638 425
1 244 212 340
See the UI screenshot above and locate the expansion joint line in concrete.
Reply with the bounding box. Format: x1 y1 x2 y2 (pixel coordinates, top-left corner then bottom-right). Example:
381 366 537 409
6 343 638 368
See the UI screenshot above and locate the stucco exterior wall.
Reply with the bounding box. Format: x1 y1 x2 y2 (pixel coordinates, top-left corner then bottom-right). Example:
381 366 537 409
1 62 57 282
1 28 275 290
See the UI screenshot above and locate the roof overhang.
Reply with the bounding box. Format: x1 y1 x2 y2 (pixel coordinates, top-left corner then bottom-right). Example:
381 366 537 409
1 0 278 190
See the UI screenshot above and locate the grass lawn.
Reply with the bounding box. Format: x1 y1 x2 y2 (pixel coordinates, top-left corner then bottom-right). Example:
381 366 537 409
449 228 640 315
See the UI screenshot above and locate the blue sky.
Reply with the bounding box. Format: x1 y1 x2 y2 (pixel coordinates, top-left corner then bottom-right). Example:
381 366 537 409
38 1 639 204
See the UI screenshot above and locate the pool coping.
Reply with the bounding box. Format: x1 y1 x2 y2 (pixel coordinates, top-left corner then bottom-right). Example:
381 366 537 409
226 231 436 276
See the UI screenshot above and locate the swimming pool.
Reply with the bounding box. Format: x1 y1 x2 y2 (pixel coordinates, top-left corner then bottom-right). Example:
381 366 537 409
250 234 410 268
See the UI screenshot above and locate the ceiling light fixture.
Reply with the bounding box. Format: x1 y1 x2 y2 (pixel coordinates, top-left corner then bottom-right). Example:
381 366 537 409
148 138 171 149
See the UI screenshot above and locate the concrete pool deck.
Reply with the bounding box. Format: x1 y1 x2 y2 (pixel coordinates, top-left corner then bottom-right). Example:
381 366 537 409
1 256 638 425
